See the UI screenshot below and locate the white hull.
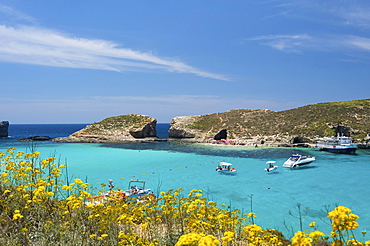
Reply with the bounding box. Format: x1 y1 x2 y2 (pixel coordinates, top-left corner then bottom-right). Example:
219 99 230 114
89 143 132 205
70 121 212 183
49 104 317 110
217 169 237 174
283 155 315 168
265 166 278 172
316 135 357 154
216 162 237 174
265 161 278 172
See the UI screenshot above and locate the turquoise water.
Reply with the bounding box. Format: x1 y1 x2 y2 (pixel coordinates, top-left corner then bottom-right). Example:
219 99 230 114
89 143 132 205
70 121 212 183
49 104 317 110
1 124 369 239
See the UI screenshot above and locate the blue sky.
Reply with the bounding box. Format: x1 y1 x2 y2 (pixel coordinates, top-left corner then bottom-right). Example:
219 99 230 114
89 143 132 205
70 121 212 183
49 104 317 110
1 1 370 123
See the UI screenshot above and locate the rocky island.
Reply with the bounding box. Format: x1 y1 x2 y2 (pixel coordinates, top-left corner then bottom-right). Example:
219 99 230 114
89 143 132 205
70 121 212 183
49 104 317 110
53 114 157 143
0 121 9 138
54 99 370 146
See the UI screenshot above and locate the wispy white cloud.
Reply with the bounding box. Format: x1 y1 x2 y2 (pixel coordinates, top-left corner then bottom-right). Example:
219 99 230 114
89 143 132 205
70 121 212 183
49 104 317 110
92 95 221 104
345 36 370 51
249 33 370 56
259 1 370 29
0 24 228 81
249 34 311 52
0 4 37 24
328 5 370 29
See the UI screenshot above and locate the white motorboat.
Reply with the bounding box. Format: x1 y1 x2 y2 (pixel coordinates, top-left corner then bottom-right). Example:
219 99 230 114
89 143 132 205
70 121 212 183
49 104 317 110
316 135 357 154
86 180 153 204
283 154 315 168
264 161 278 172
125 180 152 198
216 162 236 174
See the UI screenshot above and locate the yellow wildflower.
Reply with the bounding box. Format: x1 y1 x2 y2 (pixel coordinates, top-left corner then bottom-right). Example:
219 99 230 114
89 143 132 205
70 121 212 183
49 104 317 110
347 239 364 246
221 231 234 244
291 231 312 246
198 235 220 246
175 232 203 245
12 210 24 220
328 206 359 231
62 185 71 190
309 230 325 244
332 239 344 246
309 222 316 227
247 212 256 218
3 189 11 194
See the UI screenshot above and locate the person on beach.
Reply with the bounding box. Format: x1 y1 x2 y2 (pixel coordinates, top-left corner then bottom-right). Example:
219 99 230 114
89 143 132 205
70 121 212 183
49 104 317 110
108 179 114 191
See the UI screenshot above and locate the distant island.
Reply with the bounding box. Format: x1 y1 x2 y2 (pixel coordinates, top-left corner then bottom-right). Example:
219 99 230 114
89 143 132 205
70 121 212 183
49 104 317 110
0 121 9 138
53 99 370 147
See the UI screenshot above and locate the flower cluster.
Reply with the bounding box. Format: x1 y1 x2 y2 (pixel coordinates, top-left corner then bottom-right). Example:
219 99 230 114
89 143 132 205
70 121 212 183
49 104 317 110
291 231 313 246
242 224 283 245
328 205 360 231
175 232 220 246
290 207 369 246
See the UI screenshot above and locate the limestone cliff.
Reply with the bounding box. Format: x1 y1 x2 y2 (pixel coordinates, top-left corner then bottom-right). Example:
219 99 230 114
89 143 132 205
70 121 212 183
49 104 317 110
168 109 274 143
0 121 9 138
168 99 370 145
53 114 157 143
168 116 202 139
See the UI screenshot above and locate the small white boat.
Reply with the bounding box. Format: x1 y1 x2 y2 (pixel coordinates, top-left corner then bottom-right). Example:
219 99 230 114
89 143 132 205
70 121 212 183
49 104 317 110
85 180 153 204
125 180 152 198
216 162 236 174
264 161 278 172
283 154 315 168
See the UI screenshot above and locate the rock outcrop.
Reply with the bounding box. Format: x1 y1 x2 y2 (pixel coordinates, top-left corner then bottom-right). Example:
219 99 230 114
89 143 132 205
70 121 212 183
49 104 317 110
167 99 370 145
0 121 9 138
168 109 275 143
19 136 51 141
168 116 201 139
53 114 157 143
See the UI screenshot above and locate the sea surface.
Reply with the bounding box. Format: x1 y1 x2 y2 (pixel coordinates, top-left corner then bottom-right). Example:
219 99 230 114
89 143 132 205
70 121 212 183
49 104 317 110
1 124 369 239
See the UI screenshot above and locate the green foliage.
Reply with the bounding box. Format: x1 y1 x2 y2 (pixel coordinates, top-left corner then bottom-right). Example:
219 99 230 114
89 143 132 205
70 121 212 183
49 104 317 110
188 114 221 130
86 114 154 133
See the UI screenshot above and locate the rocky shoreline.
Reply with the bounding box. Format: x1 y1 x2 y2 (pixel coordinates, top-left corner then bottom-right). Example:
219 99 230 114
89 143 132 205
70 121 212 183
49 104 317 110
50 114 305 146
50 112 369 149
4 98 370 148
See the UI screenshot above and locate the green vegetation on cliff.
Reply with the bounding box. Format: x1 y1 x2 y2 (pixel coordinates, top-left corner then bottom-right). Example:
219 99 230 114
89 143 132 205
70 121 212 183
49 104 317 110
84 114 155 133
187 99 370 139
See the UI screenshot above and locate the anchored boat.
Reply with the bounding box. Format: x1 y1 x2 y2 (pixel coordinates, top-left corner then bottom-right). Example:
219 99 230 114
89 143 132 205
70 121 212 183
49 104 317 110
316 135 357 154
216 162 237 174
264 161 278 172
86 180 153 204
125 180 152 199
283 154 315 168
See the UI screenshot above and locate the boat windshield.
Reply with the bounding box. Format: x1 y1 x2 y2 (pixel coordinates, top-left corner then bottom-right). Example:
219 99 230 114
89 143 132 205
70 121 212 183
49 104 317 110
290 156 299 159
